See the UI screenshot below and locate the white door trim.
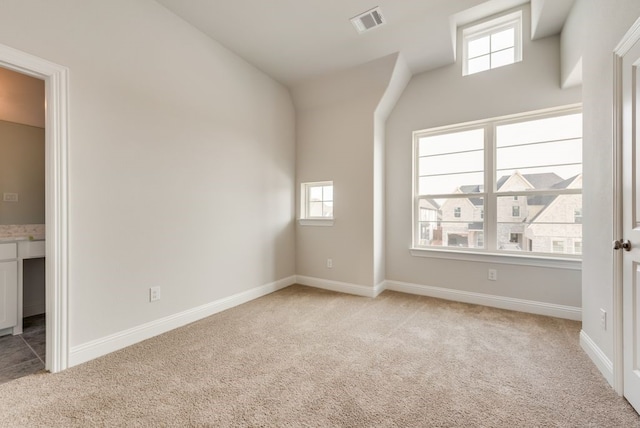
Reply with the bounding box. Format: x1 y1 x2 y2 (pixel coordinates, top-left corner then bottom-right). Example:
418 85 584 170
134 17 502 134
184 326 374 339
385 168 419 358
613 16 640 396
0 44 70 373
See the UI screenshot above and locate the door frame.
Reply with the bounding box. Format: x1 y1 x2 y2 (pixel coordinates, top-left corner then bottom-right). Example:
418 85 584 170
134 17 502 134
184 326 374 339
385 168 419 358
0 43 69 373
613 16 640 396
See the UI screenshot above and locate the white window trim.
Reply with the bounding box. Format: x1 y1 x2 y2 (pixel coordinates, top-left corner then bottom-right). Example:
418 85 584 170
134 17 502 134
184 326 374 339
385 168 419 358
298 218 335 227
410 248 581 270
298 181 334 226
411 104 582 263
462 10 523 76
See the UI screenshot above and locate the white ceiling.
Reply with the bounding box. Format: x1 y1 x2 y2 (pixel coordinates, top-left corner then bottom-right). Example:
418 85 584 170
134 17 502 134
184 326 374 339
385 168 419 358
0 1 576 127
156 0 576 86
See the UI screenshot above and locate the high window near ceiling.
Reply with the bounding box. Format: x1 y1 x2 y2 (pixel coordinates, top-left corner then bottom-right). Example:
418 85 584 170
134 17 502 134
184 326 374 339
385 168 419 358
463 11 523 76
413 106 582 258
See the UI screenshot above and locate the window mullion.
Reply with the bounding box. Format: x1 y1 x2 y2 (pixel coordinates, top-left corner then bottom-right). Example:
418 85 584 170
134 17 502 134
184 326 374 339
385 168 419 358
485 125 497 252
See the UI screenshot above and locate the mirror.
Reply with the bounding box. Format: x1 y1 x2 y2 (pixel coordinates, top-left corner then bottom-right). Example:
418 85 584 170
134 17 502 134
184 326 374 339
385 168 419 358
0 67 45 226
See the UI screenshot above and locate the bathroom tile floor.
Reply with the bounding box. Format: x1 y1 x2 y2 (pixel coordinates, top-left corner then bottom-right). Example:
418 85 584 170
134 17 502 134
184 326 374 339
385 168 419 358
0 314 45 385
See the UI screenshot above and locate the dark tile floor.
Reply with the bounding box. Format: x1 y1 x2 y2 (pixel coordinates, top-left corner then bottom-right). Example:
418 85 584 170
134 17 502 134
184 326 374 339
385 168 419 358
0 314 45 385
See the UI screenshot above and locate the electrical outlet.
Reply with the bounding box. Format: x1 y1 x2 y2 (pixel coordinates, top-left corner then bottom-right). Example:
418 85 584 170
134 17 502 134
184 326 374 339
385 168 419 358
488 269 497 281
150 286 161 302
600 308 607 330
327 258 333 269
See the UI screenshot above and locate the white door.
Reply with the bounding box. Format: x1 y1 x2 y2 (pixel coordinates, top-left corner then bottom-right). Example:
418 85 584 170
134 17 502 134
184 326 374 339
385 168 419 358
621 25 640 412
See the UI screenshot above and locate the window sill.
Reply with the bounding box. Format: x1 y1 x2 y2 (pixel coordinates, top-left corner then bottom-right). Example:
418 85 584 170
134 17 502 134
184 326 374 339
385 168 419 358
298 218 334 227
409 248 581 270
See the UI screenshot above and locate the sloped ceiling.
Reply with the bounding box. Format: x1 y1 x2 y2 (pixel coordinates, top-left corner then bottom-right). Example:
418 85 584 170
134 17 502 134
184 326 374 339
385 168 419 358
156 0 575 86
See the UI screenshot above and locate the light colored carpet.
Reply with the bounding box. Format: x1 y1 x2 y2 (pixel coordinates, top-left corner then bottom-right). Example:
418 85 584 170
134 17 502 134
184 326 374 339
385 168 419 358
0 284 638 427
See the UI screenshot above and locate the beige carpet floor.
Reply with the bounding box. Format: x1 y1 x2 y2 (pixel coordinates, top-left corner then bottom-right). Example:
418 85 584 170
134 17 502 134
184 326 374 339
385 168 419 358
0 284 639 427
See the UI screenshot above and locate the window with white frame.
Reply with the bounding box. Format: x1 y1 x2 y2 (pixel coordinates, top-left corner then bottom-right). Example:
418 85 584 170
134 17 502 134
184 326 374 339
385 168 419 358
574 240 582 255
413 106 582 258
552 240 565 254
300 181 333 220
463 11 522 76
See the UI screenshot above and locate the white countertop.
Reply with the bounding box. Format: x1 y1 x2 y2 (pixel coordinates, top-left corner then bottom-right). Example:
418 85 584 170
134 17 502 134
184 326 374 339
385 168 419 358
0 236 45 242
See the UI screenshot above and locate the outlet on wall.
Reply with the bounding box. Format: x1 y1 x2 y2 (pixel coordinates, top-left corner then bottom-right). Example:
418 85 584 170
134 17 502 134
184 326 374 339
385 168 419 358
600 308 607 330
327 258 333 269
150 286 161 302
488 269 497 281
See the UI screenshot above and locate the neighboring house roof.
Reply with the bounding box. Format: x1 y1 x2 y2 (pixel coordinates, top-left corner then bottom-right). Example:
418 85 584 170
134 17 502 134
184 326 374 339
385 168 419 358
527 174 582 223
420 198 440 210
496 172 563 190
551 174 580 190
459 185 484 207
456 172 581 223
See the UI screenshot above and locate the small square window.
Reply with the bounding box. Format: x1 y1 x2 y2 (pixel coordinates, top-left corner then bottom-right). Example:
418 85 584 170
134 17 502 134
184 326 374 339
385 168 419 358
552 240 565 253
301 181 334 221
512 206 520 217
462 11 522 76
574 241 582 255
454 207 461 218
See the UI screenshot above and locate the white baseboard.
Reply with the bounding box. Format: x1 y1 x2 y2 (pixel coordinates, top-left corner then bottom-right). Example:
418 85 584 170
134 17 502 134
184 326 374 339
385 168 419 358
296 275 379 298
69 275 296 367
580 330 614 387
374 281 386 297
384 280 582 321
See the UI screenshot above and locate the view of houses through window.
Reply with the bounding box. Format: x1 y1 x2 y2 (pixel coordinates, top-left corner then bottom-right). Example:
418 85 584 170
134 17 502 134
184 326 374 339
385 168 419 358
414 108 582 257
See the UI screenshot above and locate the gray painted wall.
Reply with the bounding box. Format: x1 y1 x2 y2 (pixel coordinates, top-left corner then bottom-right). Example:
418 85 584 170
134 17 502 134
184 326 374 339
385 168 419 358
385 5 583 307
0 0 296 348
574 0 640 376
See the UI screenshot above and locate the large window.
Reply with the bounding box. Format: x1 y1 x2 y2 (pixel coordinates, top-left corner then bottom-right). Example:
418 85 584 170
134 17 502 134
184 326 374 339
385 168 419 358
413 106 582 258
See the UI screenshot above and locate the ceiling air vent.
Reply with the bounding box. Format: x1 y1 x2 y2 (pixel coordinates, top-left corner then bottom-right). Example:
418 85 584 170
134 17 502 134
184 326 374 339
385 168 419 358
350 7 386 34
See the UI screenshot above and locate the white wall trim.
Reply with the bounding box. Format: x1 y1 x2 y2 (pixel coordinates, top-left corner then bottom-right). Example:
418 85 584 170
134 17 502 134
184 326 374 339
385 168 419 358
374 281 386 297
296 275 378 298
0 43 70 373
69 276 296 367
580 330 614 387
409 248 581 271
385 279 581 320
297 218 334 227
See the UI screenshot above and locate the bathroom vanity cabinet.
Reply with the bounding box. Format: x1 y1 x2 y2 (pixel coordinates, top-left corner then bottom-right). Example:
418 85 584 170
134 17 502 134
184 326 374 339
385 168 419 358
0 239 45 335
0 242 18 331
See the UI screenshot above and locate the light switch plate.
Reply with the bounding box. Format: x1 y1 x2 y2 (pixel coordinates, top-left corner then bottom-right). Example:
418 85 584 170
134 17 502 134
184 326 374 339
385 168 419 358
3 193 18 202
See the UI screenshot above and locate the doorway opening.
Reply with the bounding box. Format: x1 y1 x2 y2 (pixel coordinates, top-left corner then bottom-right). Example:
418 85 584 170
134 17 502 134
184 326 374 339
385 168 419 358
0 66 46 382
0 43 69 375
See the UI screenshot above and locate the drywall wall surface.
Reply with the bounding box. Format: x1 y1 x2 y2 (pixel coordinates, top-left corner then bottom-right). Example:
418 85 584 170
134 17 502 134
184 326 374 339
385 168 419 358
0 120 45 224
293 55 397 288
580 0 640 368
386 5 582 307
295 96 376 287
0 0 295 348
374 55 412 287
560 0 585 88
